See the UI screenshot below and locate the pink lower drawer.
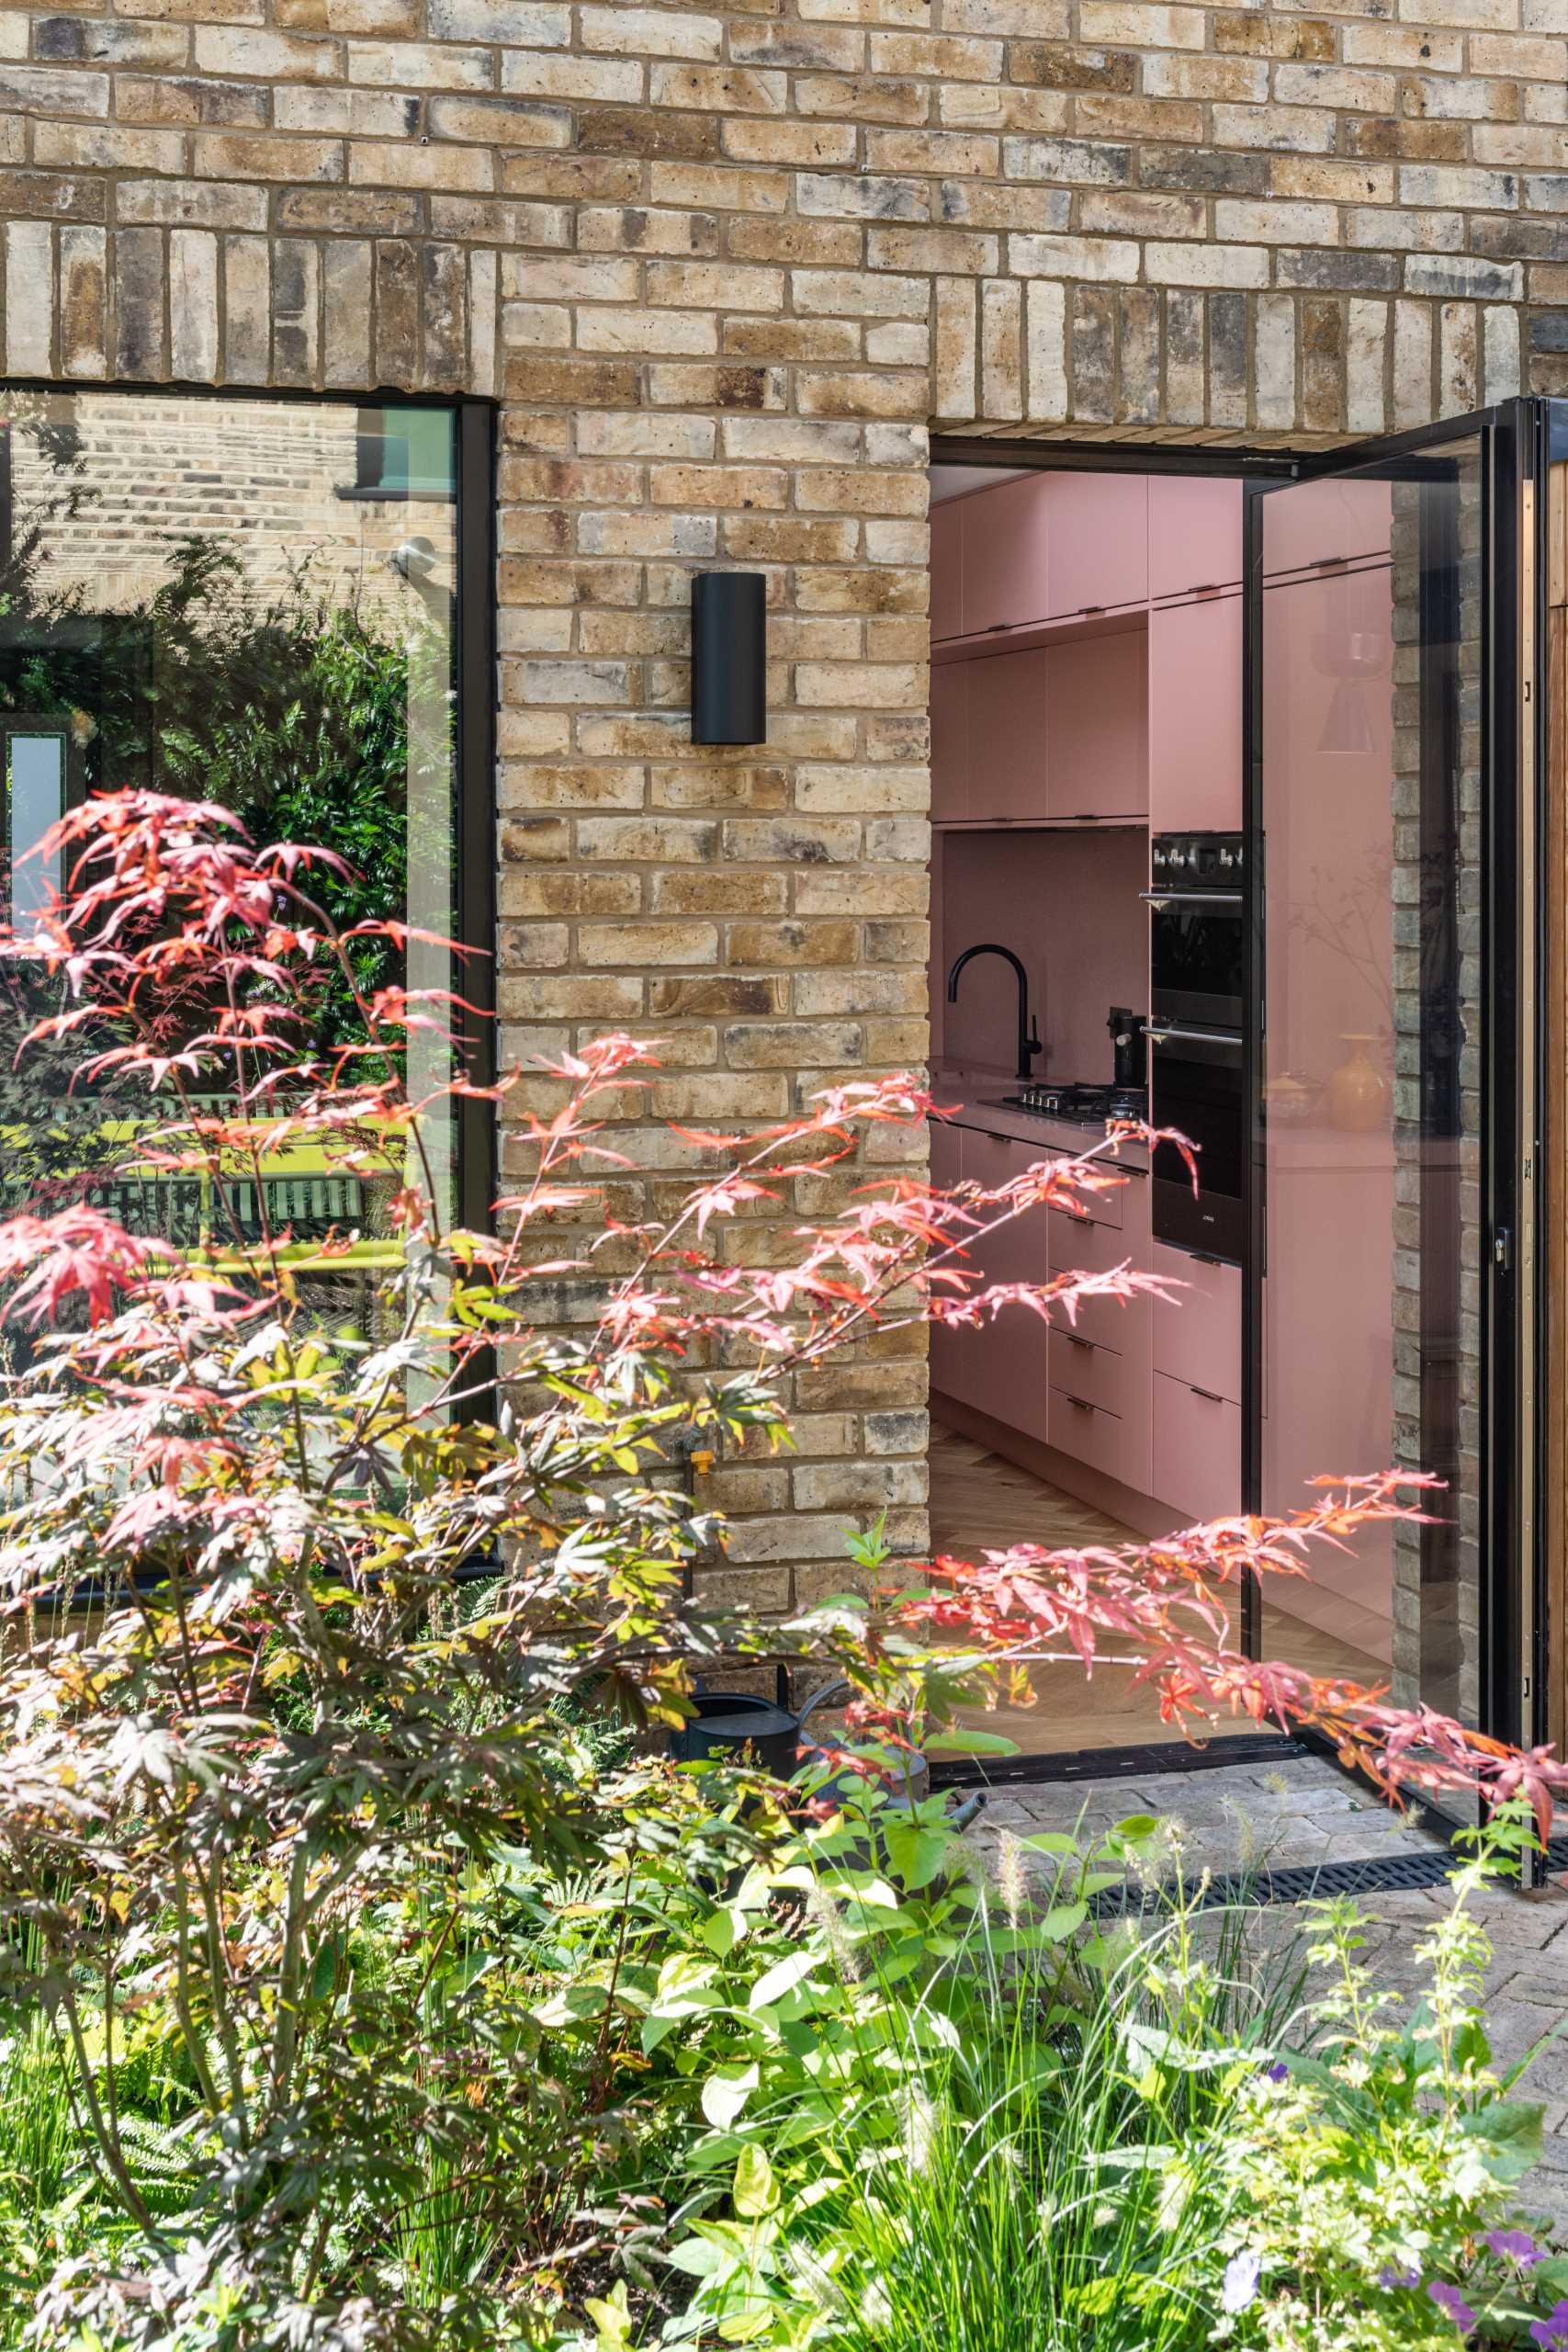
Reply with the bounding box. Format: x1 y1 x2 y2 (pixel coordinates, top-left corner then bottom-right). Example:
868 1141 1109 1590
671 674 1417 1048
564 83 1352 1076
1048 1208 1146 1356
1050 1385 1124 1482
1152 1371 1242 1527
1048 1328 1128 1415
1045 1162 1125 1232
1151 1242 1242 1406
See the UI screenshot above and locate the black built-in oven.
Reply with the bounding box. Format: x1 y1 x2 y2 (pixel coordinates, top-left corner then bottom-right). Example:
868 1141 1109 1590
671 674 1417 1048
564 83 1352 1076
1143 834 1247 1265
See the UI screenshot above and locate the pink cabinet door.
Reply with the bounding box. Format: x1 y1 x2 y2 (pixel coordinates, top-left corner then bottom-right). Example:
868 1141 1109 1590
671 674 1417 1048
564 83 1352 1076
1046 472 1148 619
931 498 964 642
1048 1387 1124 1482
1149 477 1243 602
1261 475 1392 578
967 647 1049 823
1048 1328 1126 1415
928 1116 968 1402
963 473 1052 637
1148 594 1243 833
931 661 969 822
1152 1371 1241 1525
1045 628 1148 821
962 1129 1051 1442
1047 1207 1148 1358
1151 1241 1242 1406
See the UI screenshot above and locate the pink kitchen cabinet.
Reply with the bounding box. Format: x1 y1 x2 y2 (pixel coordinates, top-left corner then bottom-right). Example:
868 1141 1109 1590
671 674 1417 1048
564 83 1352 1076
1048 1328 1127 1417
1261 474 1393 579
1049 1193 1152 1490
1152 1371 1241 1526
963 472 1053 637
1149 476 1243 602
1046 472 1148 620
1049 1387 1126 1485
966 647 1050 823
1045 628 1148 821
1151 1241 1242 1406
960 1128 1051 1442
928 1117 967 1401
1148 593 1243 834
1047 1206 1148 1359
931 661 970 822
931 497 964 642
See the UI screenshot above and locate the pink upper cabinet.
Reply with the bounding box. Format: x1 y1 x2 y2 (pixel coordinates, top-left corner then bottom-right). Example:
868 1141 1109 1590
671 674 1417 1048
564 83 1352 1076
931 497 964 643
1148 477 1244 602
1261 475 1393 578
1148 594 1243 833
1047 473 1149 619
962 473 1052 636
931 662 970 822
1045 628 1148 820
966 647 1050 822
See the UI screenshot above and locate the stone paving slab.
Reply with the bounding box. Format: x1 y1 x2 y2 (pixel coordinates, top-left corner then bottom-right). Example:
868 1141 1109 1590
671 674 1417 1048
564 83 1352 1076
968 1753 1568 2232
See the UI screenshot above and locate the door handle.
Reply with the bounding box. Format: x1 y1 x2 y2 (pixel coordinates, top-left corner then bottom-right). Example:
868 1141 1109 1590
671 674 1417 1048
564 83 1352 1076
1139 890 1245 907
1146 1023 1245 1049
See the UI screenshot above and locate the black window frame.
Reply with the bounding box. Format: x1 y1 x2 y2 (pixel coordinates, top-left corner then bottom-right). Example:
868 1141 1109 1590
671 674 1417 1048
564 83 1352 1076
0 375 499 1310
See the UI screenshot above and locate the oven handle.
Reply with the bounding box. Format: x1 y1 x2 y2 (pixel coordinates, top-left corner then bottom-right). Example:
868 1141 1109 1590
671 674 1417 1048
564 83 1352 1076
1139 889 1245 908
1146 1023 1245 1052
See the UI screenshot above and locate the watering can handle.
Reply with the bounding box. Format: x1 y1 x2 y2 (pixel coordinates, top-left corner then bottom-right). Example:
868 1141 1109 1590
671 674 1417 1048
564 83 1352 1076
795 1678 852 1734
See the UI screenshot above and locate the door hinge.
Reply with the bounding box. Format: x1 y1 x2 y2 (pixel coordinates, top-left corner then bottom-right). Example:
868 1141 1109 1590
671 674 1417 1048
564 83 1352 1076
1495 1227 1513 1272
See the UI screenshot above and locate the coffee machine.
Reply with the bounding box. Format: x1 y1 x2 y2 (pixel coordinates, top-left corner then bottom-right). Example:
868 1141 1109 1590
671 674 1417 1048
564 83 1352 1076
1108 1005 1148 1092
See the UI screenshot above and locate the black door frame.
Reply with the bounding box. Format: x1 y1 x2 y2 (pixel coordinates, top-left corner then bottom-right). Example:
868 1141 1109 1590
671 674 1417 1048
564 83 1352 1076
928 413 1551 1808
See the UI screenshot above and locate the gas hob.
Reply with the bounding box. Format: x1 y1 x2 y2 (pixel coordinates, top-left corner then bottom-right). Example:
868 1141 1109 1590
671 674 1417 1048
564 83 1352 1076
1000 1080 1149 1127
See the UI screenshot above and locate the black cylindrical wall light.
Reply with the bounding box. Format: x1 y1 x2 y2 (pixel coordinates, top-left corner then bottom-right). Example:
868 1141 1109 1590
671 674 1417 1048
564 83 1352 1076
691 571 767 746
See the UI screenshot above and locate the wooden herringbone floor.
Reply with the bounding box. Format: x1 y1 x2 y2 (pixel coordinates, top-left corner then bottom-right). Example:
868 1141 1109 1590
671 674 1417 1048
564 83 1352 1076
930 1425 1387 1755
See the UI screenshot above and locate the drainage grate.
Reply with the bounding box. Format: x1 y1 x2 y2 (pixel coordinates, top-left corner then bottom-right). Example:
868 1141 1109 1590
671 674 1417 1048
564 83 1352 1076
1093 1834 1568 1916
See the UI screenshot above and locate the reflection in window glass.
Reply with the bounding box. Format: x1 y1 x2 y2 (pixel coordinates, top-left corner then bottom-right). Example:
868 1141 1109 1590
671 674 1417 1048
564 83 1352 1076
1258 443 1484 1814
6 729 65 921
0 387 460 1258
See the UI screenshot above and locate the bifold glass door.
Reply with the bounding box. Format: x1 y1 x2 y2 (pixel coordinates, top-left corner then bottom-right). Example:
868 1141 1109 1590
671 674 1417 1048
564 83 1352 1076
1248 401 1550 1804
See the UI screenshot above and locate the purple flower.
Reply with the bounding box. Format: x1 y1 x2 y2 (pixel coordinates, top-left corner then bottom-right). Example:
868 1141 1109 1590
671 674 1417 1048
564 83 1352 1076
1380 2266 1421 2290
1222 2252 1262 2314
1483 2229 1544 2267
1427 2281 1477 2334
1531 2301 1568 2349
1261 2061 1290 2084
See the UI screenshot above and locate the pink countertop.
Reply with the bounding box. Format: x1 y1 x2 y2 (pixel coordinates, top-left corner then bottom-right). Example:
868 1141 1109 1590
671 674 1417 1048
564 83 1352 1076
929 1062 1150 1173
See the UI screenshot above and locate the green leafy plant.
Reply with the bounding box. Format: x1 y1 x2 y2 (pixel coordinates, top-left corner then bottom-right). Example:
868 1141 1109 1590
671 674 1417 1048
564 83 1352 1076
0 792 1561 2352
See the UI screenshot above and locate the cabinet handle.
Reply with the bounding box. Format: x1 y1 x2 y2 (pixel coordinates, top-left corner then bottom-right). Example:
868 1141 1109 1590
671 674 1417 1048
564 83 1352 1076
987 622 1010 633
1079 605 1107 616
1066 1394 1093 1412
1066 1334 1092 1350
1310 554 1348 571
1190 1385 1224 1405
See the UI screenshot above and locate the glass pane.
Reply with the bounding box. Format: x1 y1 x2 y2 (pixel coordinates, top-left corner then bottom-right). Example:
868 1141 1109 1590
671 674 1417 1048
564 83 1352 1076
0 387 459 1251
1258 438 1485 1754
6 731 65 921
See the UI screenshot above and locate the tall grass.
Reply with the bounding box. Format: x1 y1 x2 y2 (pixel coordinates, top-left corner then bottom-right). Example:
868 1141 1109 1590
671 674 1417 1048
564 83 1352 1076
802 1845 1307 2352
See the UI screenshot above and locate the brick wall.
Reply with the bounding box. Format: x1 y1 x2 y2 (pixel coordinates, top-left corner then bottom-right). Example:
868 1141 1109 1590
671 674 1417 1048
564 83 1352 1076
0 0 1564 1603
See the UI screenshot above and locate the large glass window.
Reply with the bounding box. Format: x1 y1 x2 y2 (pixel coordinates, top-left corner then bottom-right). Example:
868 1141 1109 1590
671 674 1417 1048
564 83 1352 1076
0 389 468 1252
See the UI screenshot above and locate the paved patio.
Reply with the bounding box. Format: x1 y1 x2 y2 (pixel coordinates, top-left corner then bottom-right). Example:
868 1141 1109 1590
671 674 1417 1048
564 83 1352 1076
970 1753 1568 2233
